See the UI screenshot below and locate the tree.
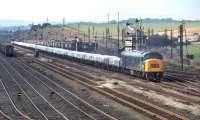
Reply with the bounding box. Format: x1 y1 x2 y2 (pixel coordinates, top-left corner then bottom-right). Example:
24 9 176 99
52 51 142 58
31 24 42 31
42 23 51 29
147 34 177 48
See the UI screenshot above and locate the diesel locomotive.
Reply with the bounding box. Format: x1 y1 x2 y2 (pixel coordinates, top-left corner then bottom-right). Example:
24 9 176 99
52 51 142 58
120 50 164 81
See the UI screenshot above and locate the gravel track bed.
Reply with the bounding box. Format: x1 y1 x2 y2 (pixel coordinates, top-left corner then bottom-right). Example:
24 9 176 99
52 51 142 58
25 59 151 120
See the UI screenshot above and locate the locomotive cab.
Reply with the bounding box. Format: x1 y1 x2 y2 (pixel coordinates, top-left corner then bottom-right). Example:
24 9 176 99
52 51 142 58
143 52 164 81
144 59 164 81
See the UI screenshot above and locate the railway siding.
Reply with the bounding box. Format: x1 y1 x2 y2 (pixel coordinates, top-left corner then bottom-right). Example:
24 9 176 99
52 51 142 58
0 79 29 120
38 57 200 104
38 53 200 105
16 50 152 120
0 59 43 120
0 111 12 120
8 58 100 120
15 59 118 120
0 56 67 120
12 45 200 119
31 57 189 120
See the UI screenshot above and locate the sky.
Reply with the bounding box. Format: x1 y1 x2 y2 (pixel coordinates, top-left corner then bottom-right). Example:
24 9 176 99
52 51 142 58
0 0 199 22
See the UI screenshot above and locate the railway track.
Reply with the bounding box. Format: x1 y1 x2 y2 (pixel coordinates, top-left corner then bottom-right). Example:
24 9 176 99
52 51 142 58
0 56 68 120
14 45 198 119
38 52 200 86
166 70 200 78
0 111 11 120
36 54 200 104
15 46 200 84
15 46 199 85
15 46 200 101
47 54 200 99
14 45 152 120
0 56 47 120
0 78 29 120
165 70 200 83
8 57 118 120
27 56 189 120
164 71 200 94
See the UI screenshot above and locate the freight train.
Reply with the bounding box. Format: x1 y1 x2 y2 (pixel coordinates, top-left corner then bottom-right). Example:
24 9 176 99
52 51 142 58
0 43 14 56
12 41 164 81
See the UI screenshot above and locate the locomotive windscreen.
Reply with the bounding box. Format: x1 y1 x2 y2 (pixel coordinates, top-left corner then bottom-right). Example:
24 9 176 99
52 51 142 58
144 52 163 60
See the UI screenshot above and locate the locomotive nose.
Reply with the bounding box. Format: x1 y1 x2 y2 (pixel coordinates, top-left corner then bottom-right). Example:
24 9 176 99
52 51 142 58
144 59 164 81
144 59 164 72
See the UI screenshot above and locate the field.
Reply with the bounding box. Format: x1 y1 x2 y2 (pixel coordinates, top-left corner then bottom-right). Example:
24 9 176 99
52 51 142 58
183 44 200 60
26 21 200 60
67 22 200 61
67 24 124 37
67 21 200 36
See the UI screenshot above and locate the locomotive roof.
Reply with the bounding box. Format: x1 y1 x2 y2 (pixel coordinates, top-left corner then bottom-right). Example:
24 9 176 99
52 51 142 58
121 50 160 57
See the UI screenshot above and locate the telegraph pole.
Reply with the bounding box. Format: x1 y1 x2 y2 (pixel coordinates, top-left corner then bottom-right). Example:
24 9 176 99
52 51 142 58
106 28 108 48
135 18 140 50
95 32 97 50
83 32 85 43
151 28 154 36
46 17 49 23
78 23 80 38
132 34 134 50
147 28 151 48
180 24 184 70
135 29 138 50
139 18 142 49
62 18 65 41
88 26 90 43
62 18 65 26
107 13 110 34
184 28 189 55
122 28 124 47
92 25 95 37
170 29 173 58
103 32 104 44
107 13 109 49
117 12 120 56
110 32 112 48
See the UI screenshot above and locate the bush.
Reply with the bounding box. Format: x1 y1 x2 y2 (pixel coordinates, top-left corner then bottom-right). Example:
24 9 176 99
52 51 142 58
147 34 177 48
